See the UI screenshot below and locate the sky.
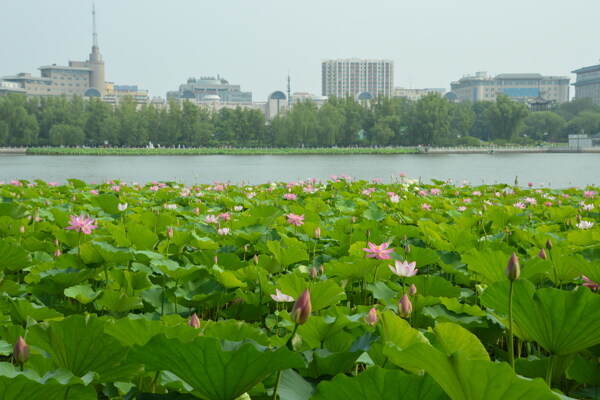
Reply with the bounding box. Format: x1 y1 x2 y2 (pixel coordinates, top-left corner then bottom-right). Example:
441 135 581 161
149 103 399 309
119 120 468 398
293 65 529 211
2 0 599 101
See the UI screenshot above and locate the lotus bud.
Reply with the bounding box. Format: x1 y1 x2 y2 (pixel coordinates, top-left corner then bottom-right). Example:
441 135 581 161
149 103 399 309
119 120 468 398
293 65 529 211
213 255 218 265
253 254 259 265
314 227 321 240
167 226 174 239
290 289 312 325
409 284 417 296
309 266 318 279
365 307 378 326
545 239 553 250
54 239 60 247
506 253 520 281
194 207 200 215
577 214 582 223
13 336 29 364
538 248 547 260
351 216 356 224
481 204 487 213
54 248 62 258
319 265 324 275
19 226 25 234
399 293 412 318
404 244 411 254
188 313 200 329
402 235 408 242
366 229 371 239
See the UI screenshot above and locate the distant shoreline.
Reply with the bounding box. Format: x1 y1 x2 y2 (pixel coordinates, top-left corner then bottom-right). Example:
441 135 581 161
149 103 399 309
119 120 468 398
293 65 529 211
1 146 599 155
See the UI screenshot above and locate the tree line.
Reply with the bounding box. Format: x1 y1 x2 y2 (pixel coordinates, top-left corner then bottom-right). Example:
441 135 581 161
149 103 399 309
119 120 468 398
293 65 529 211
1 92 599 148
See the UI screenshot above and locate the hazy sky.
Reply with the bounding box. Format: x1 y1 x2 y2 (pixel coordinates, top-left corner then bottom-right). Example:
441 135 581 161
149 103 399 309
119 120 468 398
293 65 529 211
2 0 599 101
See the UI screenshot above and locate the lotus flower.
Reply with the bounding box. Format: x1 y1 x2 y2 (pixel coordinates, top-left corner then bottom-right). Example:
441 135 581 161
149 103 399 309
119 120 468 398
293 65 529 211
399 293 412 318
362 242 394 260
13 336 29 364
577 220 594 230
365 308 378 326
290 289 311 324
582 276 600 291
286 213 305 227
506 253 520 281
271 289 294 303
65 215 98 235
389 260 418 277
188 313 200 329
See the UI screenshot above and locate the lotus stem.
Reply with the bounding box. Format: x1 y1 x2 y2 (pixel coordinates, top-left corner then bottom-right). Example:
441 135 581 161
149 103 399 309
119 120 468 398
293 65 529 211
272 323 300 400
507 279 515 370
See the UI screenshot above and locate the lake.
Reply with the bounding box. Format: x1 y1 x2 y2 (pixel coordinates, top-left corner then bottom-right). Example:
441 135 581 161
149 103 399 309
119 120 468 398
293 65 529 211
0 153 598 188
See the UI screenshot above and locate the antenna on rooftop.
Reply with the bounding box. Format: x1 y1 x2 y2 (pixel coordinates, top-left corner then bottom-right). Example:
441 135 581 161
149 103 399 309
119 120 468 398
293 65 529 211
92 3 98 47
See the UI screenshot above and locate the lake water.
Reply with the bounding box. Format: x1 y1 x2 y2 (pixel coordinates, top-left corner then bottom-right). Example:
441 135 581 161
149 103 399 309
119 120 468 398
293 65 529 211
0 153 598 188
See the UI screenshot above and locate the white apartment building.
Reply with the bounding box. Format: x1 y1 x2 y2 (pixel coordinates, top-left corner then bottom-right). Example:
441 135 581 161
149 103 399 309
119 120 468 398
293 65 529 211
450 72 569 103
393 87 445 101
321 59 394 98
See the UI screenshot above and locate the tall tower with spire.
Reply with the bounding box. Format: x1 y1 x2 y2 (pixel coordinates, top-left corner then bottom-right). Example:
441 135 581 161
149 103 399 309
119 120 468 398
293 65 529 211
87 3 105 95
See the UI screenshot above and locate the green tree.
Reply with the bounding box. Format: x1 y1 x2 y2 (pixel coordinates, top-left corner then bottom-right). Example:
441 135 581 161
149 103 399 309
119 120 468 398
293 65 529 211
450 101 476 139
563 111 600 137
317 102 344 146
555 98 600 122
85 97 118 146
0 93 39 146
485 95 529 141
406 93 451 146
519 112 565 141
49 124 84 146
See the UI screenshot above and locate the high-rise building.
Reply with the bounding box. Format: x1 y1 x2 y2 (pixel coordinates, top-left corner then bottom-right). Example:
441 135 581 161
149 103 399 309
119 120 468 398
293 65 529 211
450 72 569 103
1 5 105 98
321 59 394 98
572 63 600 105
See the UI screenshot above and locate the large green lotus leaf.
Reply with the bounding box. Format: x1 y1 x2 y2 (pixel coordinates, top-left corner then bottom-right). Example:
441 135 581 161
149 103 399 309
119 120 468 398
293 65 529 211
366 281 398 305
405 275 460 298
109 269 152 292
278 369 314 400
276 274 345 312
299 348 363 379
64 284 100 304
8 298 63 325
566 229 596 246
404 246 440 268
384 344 559 400
576 258 600 284
325 258 376 281
127 222 158 250
566 356 600 385
78 241 103 264
429 323 489 361
266 241 309 267
91 241 134 264
27 315 131 382
310 366 449 400
482 281 600 355
152 259 200 281
96 289 144 313
462 248 509 284
549 254 587 283
422 305 487 329
91 193 120 214
210 266 246 289
202 320 270 346
0 374 96 400
0 240 31 272
129 335 304 400
105 317 201 347
296 315 351 349
0 203 28 219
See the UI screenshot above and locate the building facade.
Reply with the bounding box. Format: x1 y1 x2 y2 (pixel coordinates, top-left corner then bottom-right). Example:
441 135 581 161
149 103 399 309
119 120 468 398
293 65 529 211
393 87 445 102
321 59 394 98
2 7 106 98
450 72 569 103
572 64 600 105
167 76 252 103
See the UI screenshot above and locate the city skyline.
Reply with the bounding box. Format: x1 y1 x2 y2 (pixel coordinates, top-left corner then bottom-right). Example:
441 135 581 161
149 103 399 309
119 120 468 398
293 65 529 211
2 0 599 101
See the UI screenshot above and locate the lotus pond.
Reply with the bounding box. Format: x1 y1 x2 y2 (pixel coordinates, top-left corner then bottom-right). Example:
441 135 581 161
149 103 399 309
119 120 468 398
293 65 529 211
0 176 599 399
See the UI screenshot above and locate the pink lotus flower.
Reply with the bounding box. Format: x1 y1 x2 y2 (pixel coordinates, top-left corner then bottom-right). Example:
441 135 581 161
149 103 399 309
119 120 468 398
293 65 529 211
65 215 98 235
286 213 305 227
421 203 432 211
457 206 467 212
217 228 230 236
389 260 418 277
430 188 441 195
204 215 219 224
399 293 412 318
582 276 600 291
290 289 311 324
283 193 298 200
362 242 394 260
583 190 596 199
365 308 378 325
513 202 526 209
270 289 295 302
